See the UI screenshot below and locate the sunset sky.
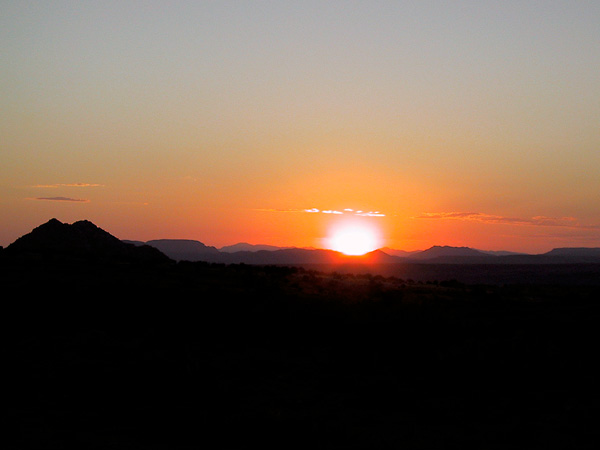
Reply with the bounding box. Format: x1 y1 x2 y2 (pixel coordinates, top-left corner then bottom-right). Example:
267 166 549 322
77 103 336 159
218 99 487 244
2 1 599 253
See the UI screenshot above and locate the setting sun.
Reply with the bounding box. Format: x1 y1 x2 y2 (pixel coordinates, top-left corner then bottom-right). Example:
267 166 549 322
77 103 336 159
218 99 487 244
328 223 381 255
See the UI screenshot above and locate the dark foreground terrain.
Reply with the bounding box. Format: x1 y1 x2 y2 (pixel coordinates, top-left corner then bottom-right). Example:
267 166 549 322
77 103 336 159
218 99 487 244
5 257 600 449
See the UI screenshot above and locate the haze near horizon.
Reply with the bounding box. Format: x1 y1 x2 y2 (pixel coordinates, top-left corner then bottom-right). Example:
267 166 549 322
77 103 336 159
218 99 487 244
2 1 599 253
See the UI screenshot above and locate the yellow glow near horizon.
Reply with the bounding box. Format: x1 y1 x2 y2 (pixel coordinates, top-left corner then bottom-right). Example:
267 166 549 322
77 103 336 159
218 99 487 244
1 3 600 254
328 223 382 255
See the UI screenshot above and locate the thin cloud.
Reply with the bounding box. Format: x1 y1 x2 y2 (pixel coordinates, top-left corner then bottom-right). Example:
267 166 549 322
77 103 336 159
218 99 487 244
32 197 90 203
254 208 306 213
356 211 385 217
416 211 598 229
111 201 150 206
258 207 386 217
32 183 103 188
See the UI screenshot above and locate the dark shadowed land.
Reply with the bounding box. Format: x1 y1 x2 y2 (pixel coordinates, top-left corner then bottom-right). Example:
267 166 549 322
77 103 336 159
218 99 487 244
299 262 600 286
4 221 600 448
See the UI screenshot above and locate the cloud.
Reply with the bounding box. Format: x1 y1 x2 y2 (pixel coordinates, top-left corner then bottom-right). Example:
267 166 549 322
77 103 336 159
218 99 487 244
258 207 386 217
32 183 103 188
356 211 385 217
32 197 90 203
254 208 306 213
415 211 599 229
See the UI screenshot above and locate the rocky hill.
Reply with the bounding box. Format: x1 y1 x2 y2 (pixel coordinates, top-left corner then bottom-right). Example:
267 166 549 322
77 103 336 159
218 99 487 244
5 218 172 264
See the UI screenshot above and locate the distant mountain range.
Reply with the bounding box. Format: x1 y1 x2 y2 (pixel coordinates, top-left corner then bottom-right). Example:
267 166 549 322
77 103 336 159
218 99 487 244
379 247 421 257
125 238 600 265
4 219 600 265
219 242 294 253
144 239 220 261
409 245 488 259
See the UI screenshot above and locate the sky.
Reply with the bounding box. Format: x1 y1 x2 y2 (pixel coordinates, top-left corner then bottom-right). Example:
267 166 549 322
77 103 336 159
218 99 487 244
1 0 599 253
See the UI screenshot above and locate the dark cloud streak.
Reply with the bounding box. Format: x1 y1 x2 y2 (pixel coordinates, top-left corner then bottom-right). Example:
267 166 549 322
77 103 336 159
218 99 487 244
32 183 103 188
33 197 90 203
416 212 599 230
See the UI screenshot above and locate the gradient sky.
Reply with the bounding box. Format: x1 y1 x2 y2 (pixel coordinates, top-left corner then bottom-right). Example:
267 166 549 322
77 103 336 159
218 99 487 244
2 1 599 253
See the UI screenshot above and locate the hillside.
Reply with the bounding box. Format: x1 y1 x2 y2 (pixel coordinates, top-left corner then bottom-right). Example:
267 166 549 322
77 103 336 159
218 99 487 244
4 246 600 449
6 220 600 267
409 245 492 260
145 239 220 261
5 219 171 264
544 247 600 257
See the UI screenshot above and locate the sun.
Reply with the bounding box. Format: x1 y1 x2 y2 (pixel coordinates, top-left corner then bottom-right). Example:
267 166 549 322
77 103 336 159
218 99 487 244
328 223 381 255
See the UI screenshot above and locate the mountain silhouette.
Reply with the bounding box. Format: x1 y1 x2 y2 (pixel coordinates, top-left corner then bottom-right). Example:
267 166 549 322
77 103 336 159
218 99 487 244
130 240 347 264
380 247 422 258
128 238 600 265
7 221 600 449
409 245 492 260
477 249 526 256
134 242 401 265
7 219 600 266
219 242 289 253
543 247 600 257
143 239 220 262
5 218 171 264
350 249 401 263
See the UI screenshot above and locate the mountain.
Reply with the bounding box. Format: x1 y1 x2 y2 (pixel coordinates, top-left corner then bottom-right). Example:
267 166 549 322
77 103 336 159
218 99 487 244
11 219 600 267
543 248 600 257
380 247 421 258
5 218 171 264
478 249 527 256
219 242 287 253
409 246 492 261
122 239 146 247
351 249 401 264
144 239 221 262
122 239 402 264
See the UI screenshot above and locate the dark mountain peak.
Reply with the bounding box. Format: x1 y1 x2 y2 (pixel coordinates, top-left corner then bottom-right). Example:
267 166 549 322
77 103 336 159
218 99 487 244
6 219 171 264
45 217 63 226
27 218 108 236
33 217 65 234
72 219 99 229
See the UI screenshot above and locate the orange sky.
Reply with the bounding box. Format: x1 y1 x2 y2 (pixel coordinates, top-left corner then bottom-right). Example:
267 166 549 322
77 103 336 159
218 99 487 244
2 2 599 253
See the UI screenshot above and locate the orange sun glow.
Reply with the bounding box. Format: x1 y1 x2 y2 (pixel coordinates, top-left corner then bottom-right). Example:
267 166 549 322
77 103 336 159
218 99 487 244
328 223 381 255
